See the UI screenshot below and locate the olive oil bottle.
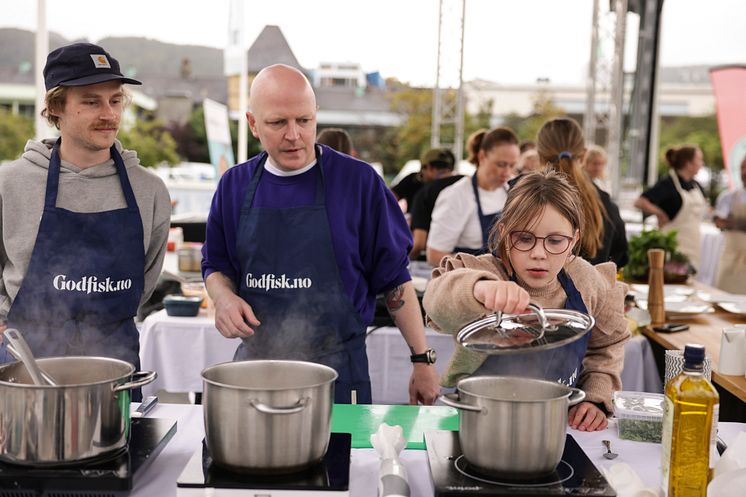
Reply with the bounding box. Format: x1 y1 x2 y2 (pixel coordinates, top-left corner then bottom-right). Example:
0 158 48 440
661 344 719 497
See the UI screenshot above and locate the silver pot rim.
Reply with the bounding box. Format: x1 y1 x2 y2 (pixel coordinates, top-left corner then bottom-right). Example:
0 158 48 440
0 355 135 389
456 375 578 403
201 359 339 391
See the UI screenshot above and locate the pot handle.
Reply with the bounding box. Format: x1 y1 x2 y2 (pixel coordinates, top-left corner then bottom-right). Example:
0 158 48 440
250 397 309 415
112 371 158 393
439 393 483 412
567 387 586 407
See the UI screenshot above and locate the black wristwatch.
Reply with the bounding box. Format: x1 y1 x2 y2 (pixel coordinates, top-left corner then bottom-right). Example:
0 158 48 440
410 348 437 364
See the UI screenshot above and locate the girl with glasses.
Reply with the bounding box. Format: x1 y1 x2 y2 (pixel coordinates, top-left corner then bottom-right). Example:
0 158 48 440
423 170 629 432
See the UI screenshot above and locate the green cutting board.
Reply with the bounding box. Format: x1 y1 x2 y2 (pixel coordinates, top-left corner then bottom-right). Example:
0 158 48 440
331 404 459 450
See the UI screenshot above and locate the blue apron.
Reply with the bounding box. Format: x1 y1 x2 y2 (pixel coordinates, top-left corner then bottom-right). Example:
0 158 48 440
473 269 591 386
0 140 145 397
454 174 502 256
233 148 371 404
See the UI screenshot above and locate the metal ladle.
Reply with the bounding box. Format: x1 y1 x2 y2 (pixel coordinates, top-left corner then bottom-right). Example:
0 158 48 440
3 328 57 386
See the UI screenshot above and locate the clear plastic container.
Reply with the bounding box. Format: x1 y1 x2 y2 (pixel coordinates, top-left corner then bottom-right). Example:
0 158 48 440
613 391 665 443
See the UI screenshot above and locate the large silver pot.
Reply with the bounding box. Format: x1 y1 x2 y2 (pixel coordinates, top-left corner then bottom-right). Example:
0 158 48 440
441 376 585 478
202 360 337 473
0 356 156 466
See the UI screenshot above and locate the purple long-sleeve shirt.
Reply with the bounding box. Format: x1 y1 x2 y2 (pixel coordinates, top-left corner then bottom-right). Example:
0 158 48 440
202 145 413 325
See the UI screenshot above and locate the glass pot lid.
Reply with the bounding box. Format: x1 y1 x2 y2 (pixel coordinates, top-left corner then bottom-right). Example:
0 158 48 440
456 303 595 354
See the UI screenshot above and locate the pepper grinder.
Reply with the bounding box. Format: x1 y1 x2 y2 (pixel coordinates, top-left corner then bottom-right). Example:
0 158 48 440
647 248 666 326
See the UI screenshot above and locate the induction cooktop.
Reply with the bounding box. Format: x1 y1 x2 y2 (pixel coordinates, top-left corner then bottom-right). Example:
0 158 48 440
425 430 616 496
176 432 351 497
0 417 177 497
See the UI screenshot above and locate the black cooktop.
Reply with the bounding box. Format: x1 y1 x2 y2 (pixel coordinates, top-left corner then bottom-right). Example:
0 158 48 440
426 430 616 496
0 417 177 497
177 432 351 495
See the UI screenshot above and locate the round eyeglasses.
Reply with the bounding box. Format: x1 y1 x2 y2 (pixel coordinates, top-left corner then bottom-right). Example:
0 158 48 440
509 231 574 255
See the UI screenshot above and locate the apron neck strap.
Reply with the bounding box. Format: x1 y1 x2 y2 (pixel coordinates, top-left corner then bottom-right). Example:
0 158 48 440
46 140 138 210
471 174 485 218
509 268 588 313
557 268 588 313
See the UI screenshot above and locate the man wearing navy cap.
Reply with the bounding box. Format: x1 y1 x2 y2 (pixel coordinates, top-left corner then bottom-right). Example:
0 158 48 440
0 43 171 392
202 64 440 405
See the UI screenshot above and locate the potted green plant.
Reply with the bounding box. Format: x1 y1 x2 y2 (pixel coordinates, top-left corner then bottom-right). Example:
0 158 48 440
622 229 695 283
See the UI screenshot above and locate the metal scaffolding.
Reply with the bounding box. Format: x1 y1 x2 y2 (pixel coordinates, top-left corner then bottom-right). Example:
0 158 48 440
431 0 466 161
584 0 628 199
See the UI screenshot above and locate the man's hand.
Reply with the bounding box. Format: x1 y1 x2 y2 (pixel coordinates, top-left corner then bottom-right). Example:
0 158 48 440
409 363 440 405
568 401 608 432
213 292 260 338
206 272 261 338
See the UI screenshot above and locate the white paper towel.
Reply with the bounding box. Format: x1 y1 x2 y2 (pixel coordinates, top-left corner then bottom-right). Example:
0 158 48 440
708 432 746 497
600 463 660 497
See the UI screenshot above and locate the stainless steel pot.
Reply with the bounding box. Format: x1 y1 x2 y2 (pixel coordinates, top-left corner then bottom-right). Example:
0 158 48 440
202 360 337 473
441 376 585 478
0 356 156 466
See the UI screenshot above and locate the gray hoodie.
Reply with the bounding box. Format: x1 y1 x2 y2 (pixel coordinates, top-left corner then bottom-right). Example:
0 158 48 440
0 139 172 320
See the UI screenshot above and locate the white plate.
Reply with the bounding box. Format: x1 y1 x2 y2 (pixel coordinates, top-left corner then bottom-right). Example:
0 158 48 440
718 302 746 316
637 300 714 318
697 291 746 304
630 284 695 298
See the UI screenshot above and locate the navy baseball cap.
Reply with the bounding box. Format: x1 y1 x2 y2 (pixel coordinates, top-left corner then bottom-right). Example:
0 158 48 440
43 42 141 91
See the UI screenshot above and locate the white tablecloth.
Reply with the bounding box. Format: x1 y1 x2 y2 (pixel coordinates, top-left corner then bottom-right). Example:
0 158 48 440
625 222 725 286
130 402 745 497
139 311 662 399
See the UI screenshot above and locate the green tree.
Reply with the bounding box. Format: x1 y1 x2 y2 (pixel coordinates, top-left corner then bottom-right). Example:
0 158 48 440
118 118 179 167
0 110 34 161
512 88 566 141
656 114 724 203
383 82 434 174
172 106 261 165
383 81 495 175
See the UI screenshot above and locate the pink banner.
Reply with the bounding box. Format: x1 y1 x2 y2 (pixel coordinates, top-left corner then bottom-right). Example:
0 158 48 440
710 65 746 190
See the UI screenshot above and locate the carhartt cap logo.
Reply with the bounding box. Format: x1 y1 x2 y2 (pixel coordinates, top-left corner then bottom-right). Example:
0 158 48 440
90 54 111 68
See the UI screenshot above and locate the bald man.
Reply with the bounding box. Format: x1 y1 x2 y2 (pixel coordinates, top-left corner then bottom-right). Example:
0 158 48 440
202 65 440 404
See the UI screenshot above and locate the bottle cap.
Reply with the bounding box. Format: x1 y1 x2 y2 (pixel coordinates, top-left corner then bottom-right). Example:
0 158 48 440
683 343 705 369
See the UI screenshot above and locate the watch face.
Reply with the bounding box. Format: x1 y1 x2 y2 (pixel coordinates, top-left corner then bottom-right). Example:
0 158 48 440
427 349 437 364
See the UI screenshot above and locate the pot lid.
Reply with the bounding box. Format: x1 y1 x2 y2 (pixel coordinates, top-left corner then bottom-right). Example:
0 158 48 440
456 303 595 355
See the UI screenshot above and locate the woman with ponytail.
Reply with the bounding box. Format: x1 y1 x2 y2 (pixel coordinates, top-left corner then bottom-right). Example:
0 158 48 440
426 127 519 266
536 118 628 268
634 145 707 271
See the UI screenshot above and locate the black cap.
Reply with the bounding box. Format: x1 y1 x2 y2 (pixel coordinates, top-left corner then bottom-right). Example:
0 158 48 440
421 148 455 170
683 344 705 369
43 42 141 91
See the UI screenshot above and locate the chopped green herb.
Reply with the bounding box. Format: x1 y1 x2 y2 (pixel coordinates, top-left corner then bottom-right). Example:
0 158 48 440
618 418 662 443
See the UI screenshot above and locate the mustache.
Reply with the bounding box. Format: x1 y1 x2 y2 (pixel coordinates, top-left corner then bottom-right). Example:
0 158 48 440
93 120 119 129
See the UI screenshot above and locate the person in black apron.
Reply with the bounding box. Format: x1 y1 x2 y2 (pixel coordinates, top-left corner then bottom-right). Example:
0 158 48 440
424 170 630 432
233 148 372 403
0 43 153 401
203 64 440 405
2 140 144 370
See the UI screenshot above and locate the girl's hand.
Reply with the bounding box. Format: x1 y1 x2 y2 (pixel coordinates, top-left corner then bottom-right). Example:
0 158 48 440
473 280 530 314
568 401 608 432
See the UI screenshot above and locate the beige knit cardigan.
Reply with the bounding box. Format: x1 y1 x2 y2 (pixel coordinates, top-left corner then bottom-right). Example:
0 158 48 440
423 253 630 412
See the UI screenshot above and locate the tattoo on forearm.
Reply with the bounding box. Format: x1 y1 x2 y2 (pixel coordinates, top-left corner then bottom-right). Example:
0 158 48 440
384 285 405 313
